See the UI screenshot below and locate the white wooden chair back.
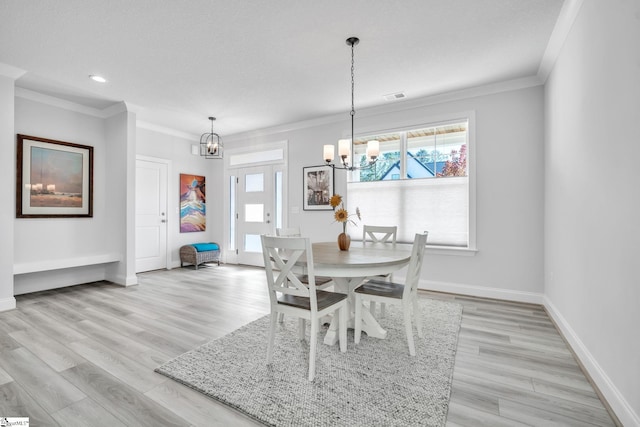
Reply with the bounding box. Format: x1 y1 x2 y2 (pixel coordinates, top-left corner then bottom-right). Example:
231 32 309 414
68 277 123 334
402 232 429 299
275 227 303 259
261 235 318 309
363 225 398 243
276 227 301 237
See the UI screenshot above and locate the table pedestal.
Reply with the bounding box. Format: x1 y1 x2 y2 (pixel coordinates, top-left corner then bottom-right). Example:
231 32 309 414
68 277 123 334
323 277 388 346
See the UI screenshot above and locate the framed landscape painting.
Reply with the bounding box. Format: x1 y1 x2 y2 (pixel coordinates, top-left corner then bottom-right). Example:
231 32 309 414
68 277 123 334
180 173 206 232
303 165 334 211
16 134 93 218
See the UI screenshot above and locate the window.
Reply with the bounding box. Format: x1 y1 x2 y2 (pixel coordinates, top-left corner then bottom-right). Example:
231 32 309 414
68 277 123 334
347 118 472 248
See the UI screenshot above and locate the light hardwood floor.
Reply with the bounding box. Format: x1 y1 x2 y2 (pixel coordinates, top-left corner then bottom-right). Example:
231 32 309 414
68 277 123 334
0 265 617 426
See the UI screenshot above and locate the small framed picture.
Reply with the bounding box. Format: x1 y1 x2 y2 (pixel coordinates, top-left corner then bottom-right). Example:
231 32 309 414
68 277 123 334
303 165 334 211
16 134 93 218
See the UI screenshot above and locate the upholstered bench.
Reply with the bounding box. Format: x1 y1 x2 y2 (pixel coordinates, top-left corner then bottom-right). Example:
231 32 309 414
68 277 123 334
180 242 220 269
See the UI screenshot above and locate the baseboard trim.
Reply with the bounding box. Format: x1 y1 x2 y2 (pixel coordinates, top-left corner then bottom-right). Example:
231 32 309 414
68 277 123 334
0 296 17 312
106 273 138 286
123 274 138 286
543 297 637 427
419 279 544 305
418 280 635 424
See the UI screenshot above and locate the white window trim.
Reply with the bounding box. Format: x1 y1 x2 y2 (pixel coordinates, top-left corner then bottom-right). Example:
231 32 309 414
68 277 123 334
426 246 477 256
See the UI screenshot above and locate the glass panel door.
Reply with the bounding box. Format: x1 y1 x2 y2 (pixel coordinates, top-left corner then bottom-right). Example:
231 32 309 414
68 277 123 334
235 165 274 266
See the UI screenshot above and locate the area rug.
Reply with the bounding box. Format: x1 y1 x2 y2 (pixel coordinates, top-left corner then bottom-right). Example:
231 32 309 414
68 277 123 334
155 298 462 427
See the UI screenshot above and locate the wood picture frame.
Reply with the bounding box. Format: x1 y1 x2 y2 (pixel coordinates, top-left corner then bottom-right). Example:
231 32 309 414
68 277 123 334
16 134 93 218
303 165 334 211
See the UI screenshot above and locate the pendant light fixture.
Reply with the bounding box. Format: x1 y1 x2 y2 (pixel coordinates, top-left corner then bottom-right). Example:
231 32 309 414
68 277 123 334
323 37 379 170
200 116 223 159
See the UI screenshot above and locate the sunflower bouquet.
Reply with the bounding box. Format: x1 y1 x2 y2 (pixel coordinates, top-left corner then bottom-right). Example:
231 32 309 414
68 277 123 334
330 194 361 234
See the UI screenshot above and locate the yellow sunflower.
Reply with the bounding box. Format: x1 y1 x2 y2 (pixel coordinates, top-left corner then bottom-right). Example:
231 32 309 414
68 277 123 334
330 194 342 208
334 208 349 223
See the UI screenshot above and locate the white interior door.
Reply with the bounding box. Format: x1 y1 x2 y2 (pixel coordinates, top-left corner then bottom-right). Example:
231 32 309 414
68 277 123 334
236 165 275 266
135 158 168 272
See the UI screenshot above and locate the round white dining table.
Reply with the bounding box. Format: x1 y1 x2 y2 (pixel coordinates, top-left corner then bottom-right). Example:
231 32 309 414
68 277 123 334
309 241 414 345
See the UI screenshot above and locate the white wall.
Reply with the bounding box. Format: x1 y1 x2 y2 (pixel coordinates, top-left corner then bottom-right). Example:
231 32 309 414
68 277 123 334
10 96 222 296
0 74 17 310
226 85 545 300
13 97 124 294
136 127 224 267
544 1 640 425
105 109 137 285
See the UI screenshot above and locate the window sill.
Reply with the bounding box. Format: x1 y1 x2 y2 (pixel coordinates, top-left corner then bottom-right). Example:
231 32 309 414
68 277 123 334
425 246 477 256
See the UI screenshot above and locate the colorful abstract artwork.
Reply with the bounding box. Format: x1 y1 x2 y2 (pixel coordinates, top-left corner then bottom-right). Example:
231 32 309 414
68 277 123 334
180 174 206 232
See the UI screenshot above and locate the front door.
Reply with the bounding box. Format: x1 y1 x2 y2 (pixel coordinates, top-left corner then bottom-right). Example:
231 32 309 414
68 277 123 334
135 158 168 272
235 165 276 266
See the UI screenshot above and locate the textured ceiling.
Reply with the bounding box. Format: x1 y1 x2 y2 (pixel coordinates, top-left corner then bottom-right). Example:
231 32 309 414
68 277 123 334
0 0 564 136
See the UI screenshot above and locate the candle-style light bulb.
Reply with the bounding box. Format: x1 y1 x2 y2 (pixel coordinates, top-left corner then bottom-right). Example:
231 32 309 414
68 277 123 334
323 145 335 162
338 139 351 157
367 140 379 159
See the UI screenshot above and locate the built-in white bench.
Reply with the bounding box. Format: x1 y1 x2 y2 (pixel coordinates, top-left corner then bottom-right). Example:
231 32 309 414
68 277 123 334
13 253 121 275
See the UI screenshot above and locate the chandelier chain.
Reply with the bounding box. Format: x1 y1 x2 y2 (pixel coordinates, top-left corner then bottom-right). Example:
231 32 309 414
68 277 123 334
351 42 355 118
323 36 378 171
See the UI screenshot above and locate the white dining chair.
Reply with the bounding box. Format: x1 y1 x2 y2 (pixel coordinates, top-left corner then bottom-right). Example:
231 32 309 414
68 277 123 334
363 225 398 244
362 225 398 317
261 235 348 381
275 227 334 323
353 232 428 356
275 227 302 237
276 227 333 288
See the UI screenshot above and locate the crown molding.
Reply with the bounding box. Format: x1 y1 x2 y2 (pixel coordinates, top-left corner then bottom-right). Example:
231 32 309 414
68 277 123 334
0 62 26 80
537 0 585 82
352 75 542 120
13 68 544 143
136 120 199 141
14 86 198 139
101 101 129 118
15 87 139 121
15 87 107 118
225 75 543 142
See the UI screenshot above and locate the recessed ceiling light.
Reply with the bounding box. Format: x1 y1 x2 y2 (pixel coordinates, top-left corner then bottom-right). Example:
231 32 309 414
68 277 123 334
89 74 107 83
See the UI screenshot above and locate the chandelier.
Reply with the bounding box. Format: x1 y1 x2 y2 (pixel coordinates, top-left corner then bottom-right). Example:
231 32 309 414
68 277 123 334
200 116 223 159
323 37 379 170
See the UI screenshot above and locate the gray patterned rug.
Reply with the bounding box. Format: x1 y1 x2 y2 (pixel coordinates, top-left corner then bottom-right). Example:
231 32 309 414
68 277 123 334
155 298 462 427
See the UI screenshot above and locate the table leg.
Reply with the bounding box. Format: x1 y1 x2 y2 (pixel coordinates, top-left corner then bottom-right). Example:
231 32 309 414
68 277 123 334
323 277 388 345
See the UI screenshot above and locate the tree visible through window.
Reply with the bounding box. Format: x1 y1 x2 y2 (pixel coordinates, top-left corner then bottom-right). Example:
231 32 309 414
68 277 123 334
352 123 468 182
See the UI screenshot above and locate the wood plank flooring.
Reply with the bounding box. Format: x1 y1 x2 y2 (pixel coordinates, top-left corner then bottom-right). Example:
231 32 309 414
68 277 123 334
0 265 617 426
